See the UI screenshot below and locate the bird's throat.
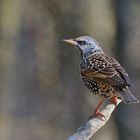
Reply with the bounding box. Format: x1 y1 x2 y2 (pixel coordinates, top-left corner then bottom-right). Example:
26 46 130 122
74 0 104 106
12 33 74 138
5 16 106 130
80 47 103 60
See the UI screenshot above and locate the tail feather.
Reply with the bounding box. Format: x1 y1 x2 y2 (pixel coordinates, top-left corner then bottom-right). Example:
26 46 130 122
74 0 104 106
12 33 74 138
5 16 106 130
119 88 139 104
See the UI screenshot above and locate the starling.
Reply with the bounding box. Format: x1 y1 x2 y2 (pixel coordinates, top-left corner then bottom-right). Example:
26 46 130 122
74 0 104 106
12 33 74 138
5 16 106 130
63 36 139 118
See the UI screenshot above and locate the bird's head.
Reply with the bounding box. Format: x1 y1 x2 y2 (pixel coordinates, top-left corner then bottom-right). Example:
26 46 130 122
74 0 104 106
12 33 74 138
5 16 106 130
63 36 103 58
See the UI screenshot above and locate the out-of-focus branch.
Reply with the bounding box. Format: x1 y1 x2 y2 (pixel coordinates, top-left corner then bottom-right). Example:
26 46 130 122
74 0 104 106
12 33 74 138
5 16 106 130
67 99 122 140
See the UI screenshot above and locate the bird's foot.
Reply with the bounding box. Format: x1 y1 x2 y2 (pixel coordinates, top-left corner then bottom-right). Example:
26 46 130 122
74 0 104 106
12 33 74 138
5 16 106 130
88 98 106 121
109 96 118 106
88 110 106 121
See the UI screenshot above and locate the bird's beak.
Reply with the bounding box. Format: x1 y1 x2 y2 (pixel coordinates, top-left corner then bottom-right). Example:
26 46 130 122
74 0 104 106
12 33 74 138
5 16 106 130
63 39 78 46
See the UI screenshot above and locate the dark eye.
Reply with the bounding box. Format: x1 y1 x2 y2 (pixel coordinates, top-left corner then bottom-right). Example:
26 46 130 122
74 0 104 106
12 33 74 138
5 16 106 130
77 40 86 45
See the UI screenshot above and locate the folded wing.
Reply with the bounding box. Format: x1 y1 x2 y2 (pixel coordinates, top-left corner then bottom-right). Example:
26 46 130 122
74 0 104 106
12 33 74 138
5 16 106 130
81 53 132 87
80 53 139 103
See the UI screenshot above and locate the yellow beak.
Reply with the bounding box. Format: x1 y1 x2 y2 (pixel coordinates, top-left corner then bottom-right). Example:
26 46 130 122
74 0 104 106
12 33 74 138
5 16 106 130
63 39 78 45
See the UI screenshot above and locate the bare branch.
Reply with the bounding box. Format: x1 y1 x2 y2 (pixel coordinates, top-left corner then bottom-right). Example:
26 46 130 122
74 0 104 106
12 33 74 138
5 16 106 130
67 99 122 140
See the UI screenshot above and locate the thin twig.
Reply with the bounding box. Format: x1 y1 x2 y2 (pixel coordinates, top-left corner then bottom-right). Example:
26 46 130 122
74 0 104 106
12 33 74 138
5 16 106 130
67 99 122 140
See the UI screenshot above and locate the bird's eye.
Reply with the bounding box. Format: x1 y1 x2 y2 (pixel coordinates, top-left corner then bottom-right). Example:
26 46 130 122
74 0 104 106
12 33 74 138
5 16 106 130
77 41 86 45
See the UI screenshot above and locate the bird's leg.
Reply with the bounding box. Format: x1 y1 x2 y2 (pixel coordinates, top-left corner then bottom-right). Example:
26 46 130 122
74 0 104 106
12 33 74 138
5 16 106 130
109 96 118 106
89 98 106 121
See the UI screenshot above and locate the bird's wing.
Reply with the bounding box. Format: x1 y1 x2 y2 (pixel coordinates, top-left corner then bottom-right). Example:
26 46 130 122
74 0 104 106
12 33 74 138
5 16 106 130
81 53 132 87
109 57 133 86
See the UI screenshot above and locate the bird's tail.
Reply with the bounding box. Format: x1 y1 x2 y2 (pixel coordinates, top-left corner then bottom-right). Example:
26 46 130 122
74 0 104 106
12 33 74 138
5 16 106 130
118 88 139 104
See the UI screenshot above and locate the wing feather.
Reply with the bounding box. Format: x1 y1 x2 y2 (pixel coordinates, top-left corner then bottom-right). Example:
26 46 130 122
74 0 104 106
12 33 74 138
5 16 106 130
81 53 132 87
110 58 133 86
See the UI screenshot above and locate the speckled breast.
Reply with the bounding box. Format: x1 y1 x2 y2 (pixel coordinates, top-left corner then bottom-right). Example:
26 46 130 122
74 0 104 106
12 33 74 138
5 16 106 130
81 76 114 98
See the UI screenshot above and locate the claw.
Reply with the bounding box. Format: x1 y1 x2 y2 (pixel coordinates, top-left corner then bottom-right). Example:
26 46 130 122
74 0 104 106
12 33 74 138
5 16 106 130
95 111 106 121
109 96 118 106
89 110 106 121
88 98 106 121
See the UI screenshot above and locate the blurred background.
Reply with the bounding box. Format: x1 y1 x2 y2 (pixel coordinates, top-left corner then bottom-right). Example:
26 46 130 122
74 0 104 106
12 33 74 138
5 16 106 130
0 0 140 140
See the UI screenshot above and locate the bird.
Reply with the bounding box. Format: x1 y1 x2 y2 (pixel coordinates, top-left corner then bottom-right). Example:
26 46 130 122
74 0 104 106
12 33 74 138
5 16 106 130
63 36 139 119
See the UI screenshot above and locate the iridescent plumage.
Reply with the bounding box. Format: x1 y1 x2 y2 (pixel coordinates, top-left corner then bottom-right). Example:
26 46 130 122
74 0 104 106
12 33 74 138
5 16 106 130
64 36 139 104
